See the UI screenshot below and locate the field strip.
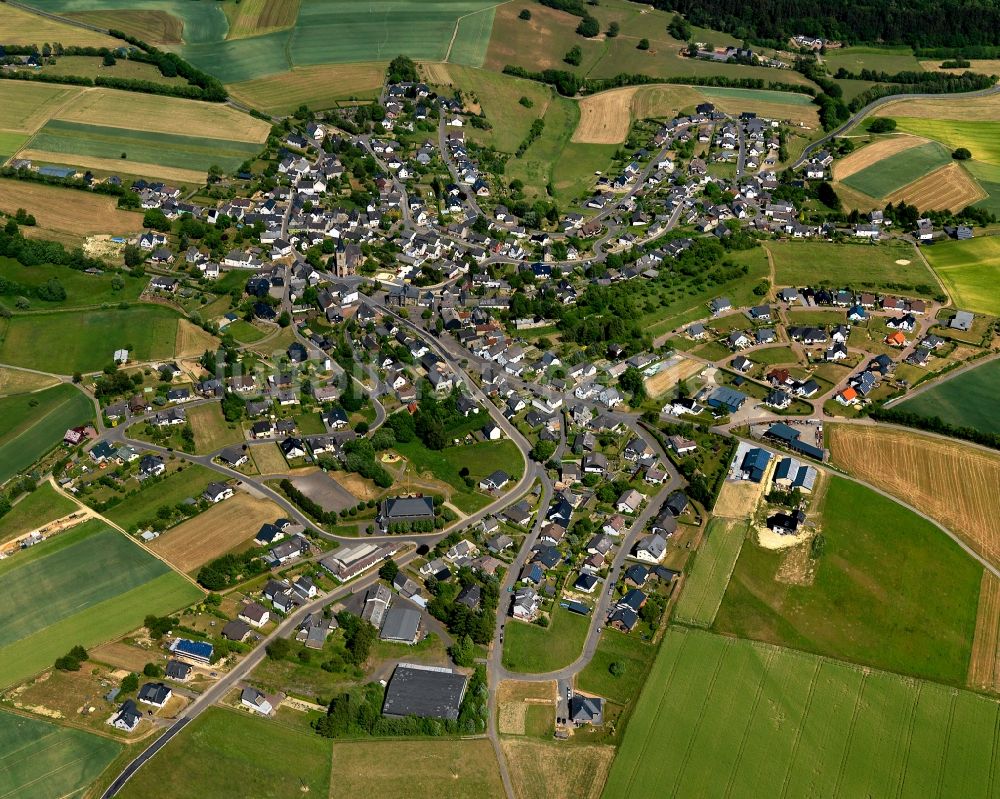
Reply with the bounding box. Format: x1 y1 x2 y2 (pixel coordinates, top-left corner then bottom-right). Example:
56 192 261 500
832 134 927 181
1 393 80 448
970 572 1000 691
445 2 508 63
15 149 207 184
886 162 987 212
722 648 776 799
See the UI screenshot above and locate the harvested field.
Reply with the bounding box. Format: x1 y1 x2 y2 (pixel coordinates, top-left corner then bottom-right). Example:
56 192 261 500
149 493 280 573
0 82 83 135
697 87 820 127
573 87 641 144
420 62 453 85
712 478 765 519
497 680 556 735
0 178 144 240
969 571 1000 692
630 84 705 119
828 424 1000 568
16 150 207 185
873 93 1000 122
921 59 1000 75
833 134 926 181
225 0 300 39
643 356 703 399
0 366 59 396
91 640 161 673
840 139 952 199
175 319 220 359
886 162 986 211
0 3 119 47
227 63 385 114
503 739 614 799
249 442 287 476
65 9 184 43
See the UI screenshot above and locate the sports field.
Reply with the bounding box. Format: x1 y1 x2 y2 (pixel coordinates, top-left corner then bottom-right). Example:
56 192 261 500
828 422 1000 568
896 359 1000 435
672 518 746 628
603 627 1000 799
765 240 934 293
923 236 1000 315
840 140 952 198
104 463 220 532
714 476 982 686
0 305 183 374
0 482 78 545
150 493 281 573
0 519 201 687
0 384 94 483
118 706 331 798
0 709 121 799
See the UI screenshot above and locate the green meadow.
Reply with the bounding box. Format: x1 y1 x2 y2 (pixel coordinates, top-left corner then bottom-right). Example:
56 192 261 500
841 140 952 198
897 359 1000 435
923 235 1000 315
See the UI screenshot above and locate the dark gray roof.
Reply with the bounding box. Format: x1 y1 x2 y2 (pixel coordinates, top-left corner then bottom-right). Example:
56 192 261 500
382 663 468 720
380 606 422 642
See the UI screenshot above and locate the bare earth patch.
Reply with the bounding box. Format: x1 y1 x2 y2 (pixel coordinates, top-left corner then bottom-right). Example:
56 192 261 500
713 478 767 519
643 355 704 399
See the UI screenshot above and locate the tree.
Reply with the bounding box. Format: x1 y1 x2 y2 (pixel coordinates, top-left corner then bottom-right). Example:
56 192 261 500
607 20 620 37
564 45 583 66
576 15 600 37
449 634 475 667
266 638 291 660
121 672 140 693
519 8 531 19
386 55 418 84
143 662 164 677
953 147 973 160
102 53 116 66
278 310 291 327
609 660 626 677
124 244 144 268
667 13 691 40
619 366 646 402
220 392 245 422
816 181 842 210
143 208 170 232
637 37 650 50
378 559 399 582
530 439 556 462
867 117 897 133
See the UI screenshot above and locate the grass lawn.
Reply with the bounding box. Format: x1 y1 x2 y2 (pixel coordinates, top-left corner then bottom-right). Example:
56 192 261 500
0 258 145 309
502 604 591 674
673 518 747 628
0 383 94 483
603 627 1000 799
749 346 800 366
295 411 327 435
784 308 848 327
222 319 268 343
187 402 244 454
841 140 952 198
0 709 121 799
103 463 219 532
0 305 182 373
923 236 1000 315
0 519 201 687
0 481 77 544
766 240 936 294
713 477 982 686
897 358 1000 435
330 739 505 798
393 437 523 514
576 630 658 706
118 706 331 799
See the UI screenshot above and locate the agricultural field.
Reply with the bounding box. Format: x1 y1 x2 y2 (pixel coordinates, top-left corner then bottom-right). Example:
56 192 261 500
891 118 1000 167
0 365 60 395
896 358 1000 433
576 631 658 707
103 463 220 532
839 140 952 199
187 402 244 454
502 604 591 674
969 571 1000 692
0 81 84 138
0 304 184 374
223 0 300 39
64 8 184 43
149 493 282 573
923 236 1000 315
603 627 1000 799
505 739 615 799
39 55 188 85
0 1 119 47
0 709 121 799
0 481 78 545
227 63 386 114
118 706 331 799
0 181 145 244
0 383 94 484
672 518 747 628
0 519 202 687
885 162 986 212
828 423 1000 567
28 0 228 44
764 240 937 293
0 258 146 309
822 45 925 73
330 739 505 798
714 476 982 686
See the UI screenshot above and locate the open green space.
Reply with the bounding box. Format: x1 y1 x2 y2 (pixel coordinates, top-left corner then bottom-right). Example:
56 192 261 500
673 518 747 628
502 603 591 674
187 402 245 454
713 477 981 686
896 358 1000 436
40 55 188 85
0 131 30 163
699 87 815 106
0 519 201 687
223 319 267 343
603 627 1000 799
822 45 925 74
27 0 229 44
576 630 658 707
0 258 145 309
28 119 264 174
893 117 1000 167
841 140 952 198
748 346 800 366
393 437 522 514
0 481 78 544
0 383 94 483
0 304 182 373
504 94 588 203
118 706 331 799
766 240 937 294
965 161 1000 215
923 235 1000 315
0 709 121 799
103 463 219 531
